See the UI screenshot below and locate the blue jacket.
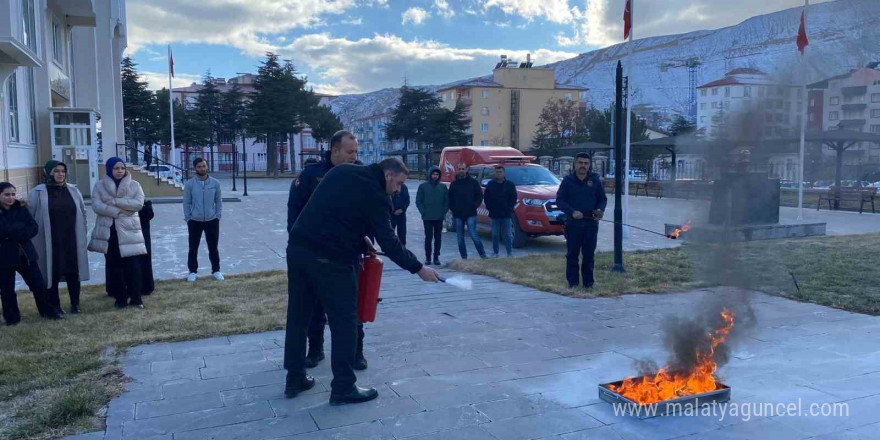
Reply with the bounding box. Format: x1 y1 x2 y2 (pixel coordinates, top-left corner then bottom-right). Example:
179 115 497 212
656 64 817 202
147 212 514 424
392 185 410 215
555 172 607 223
183 176 222 222
288 154 334 232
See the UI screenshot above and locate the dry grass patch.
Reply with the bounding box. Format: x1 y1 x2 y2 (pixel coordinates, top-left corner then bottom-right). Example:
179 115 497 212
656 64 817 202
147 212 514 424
0 271 289 440
453 233 880 315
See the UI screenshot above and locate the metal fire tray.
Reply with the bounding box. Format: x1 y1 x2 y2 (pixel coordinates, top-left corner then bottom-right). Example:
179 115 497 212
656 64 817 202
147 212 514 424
598 380 731 419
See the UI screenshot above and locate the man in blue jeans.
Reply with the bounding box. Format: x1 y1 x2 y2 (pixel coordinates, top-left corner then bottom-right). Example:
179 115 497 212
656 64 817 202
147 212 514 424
448 163 487 259
483 165 517 257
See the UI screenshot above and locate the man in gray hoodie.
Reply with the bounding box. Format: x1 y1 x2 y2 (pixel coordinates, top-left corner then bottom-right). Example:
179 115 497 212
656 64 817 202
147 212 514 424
183 157 223 282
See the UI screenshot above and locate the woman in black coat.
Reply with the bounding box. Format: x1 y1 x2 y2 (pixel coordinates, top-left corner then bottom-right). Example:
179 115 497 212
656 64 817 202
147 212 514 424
139 200 155 295
0 182 62 325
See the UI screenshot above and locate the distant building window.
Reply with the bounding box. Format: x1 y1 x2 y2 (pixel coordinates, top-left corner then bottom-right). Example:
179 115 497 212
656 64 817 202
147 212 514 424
724 87 730 97
743 87 751 98
776 100 783 109
872 109 880 118
711 88 718 96
765 126 773 136
565 93 573 101
797 88 803 98
52 20 63 64
871 125 880 134
872 93 880 103
578 91 588 100
700 89 707 97
21 0 37 51
700 116 706 123
830 97 840 105
480 123 489 132
725 101 730 109
758 87 765 97
765 113 773 122
481 107 489 116
480 140 489 146
700 103 707 110
784 101 791 111
829 111 839 121
7 72 19 142
481 90 489 99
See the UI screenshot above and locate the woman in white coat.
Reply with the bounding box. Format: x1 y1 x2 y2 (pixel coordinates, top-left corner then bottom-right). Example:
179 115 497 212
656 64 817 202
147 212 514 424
89 157 148 309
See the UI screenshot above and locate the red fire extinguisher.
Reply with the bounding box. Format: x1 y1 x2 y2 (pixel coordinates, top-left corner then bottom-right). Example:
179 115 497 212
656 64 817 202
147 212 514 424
357 253 384 322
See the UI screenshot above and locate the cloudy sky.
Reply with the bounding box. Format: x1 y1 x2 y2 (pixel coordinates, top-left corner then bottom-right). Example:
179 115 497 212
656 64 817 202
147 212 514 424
127 0 833 95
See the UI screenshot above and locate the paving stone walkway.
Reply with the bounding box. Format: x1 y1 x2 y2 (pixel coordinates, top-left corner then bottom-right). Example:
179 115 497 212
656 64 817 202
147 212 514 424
63 261 880 440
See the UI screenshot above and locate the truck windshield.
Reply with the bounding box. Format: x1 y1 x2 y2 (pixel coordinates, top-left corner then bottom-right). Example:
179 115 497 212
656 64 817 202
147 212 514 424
503 166 561 186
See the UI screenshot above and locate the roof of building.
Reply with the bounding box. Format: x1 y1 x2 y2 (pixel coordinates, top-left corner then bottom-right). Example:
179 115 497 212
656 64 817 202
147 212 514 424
727 68 763 75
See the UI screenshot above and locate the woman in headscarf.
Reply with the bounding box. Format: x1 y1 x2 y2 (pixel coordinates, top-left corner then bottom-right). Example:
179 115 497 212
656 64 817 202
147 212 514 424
27 160 90 315
88 158 147 309
0 182 62 324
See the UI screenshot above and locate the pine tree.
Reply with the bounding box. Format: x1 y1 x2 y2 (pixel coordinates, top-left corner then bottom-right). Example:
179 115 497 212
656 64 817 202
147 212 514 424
121 56 155 163
385 85 441 172
308 105 343 147
670 115 696 136
220 82 249 173
196 71 222 170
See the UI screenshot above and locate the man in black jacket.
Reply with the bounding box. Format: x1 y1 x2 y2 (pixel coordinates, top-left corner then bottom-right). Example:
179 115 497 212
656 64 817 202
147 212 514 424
287 131 359 370
483 165 517 258
555 153 607 289
448 163 487 259
285 158 441 405
390 184 409 245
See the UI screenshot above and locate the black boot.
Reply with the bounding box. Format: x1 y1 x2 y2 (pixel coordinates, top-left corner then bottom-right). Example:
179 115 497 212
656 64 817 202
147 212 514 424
284 372 315 399
304 333 325 369
329 386 378 405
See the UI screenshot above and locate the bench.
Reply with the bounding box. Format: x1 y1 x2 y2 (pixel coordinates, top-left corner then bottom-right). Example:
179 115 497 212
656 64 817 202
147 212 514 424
817 187 876 214
634 180 664 199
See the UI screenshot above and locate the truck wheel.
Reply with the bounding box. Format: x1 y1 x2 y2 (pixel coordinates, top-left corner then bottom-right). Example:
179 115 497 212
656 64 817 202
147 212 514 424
444 212 456 232
512 217 528 248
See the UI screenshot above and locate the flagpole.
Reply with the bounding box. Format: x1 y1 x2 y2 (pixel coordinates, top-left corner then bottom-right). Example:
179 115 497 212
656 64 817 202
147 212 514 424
168 45 177 169
797 0 809 221
623 0 634 239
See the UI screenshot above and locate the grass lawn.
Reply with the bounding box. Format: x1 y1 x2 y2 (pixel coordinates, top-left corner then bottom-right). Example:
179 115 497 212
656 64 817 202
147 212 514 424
453 233 880 315
0 271 289 440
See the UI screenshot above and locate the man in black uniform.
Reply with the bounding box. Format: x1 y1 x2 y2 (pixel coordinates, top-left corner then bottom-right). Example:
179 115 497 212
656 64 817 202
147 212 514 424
555 153 607 289
285 158 441 405
288 131 360 370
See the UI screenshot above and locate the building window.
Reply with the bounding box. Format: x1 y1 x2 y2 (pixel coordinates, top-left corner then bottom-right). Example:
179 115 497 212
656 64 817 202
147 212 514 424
871 125 880 134
872 109 880 118
758 87 765 97
481 90 489 99
829 111 839 121
52 20 64 64
21 0 37 51
565 93 573 101
481 107 489 116
700 89 707 97
744 87 751 98
725 101 730 109
711 88 718 96
480 140 489 146
480 123 489 132
27 67 37 144
700 116 706 123
830 96 840 105
724 87 730 97
765 112 773 122
578 91 588 100
797 88 803 99
872 93 880 103
775 113 783 123
700 103 706 110
765 126 773 136
6 73 20 142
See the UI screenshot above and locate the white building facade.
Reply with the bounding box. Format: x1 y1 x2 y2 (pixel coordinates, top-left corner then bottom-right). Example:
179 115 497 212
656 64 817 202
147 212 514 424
1 0 127 195
350 112 410 166
812 66 880 167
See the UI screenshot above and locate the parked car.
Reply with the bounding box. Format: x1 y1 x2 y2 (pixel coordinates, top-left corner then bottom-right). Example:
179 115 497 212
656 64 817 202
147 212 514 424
439 146 566 248
147 165 182 183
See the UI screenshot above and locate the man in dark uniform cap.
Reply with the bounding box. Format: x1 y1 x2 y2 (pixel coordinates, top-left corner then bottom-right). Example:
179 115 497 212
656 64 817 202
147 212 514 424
555 153 607 289
284 157 441 405
287 131 365 370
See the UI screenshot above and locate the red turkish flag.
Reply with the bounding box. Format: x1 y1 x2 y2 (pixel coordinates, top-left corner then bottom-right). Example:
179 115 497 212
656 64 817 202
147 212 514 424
623 0 632 40
797 9 809 55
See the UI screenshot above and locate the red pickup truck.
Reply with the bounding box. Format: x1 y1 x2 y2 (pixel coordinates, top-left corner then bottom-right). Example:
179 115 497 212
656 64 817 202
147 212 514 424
439 146 565 248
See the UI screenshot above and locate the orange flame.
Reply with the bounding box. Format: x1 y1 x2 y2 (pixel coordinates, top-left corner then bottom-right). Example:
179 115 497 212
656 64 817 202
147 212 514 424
608 308 735 405
668 221 693 240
